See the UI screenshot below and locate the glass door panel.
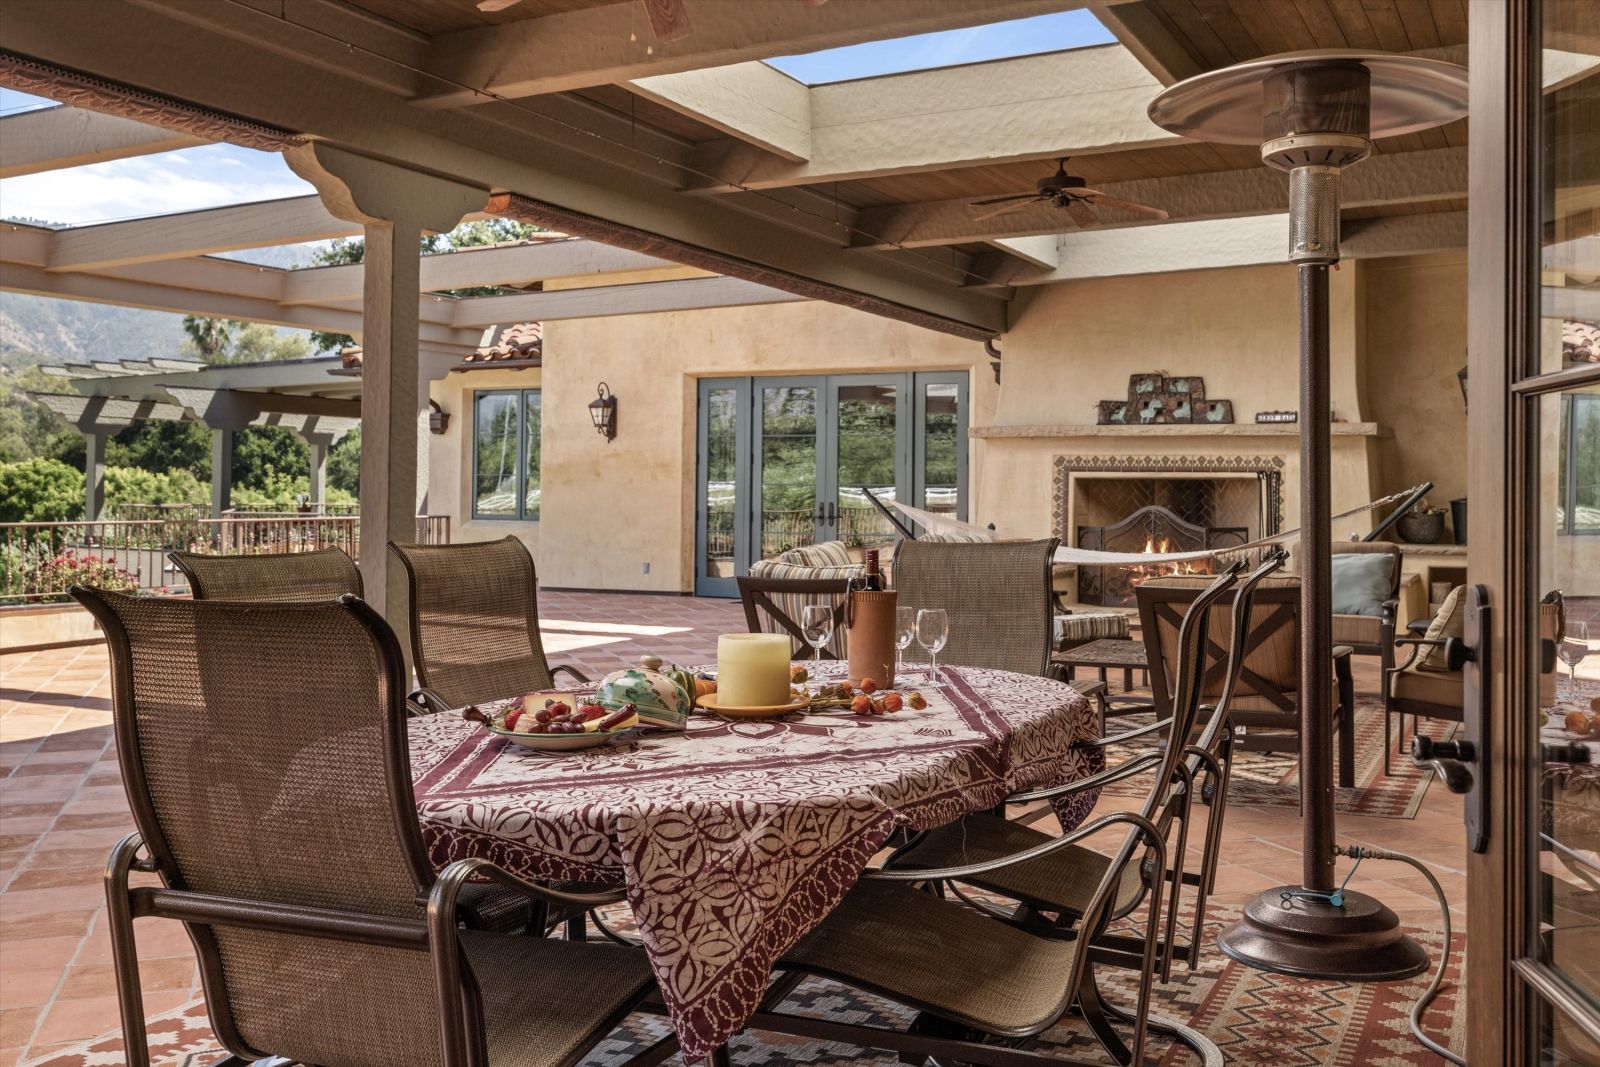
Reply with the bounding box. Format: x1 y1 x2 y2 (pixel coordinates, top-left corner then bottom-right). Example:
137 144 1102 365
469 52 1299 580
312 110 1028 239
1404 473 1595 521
756 382 822 559
696 380 747 595
914 374 969 523
1533 387 1600 1063
829 377 904 548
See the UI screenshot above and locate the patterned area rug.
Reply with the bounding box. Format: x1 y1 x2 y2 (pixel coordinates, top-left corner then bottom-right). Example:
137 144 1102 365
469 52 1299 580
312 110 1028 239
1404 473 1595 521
1100 697 1458 819
25 905 1465 1067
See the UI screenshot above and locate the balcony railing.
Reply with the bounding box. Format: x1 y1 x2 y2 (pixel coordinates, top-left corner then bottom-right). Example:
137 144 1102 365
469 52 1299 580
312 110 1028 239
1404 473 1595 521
1 514 450 603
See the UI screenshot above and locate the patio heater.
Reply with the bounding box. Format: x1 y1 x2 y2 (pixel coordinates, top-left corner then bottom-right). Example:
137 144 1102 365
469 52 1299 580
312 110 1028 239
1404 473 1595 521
1148 51 1467 981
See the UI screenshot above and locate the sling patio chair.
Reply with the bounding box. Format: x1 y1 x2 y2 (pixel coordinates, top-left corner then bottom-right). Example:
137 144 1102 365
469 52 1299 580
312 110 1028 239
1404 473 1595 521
389 536 589 714
169 546 362 602
170 544 534 935
892 537 1061 677
886 551 1287 1001
73 587 663 1067
1138 572 1357 788
745 562 1247 1067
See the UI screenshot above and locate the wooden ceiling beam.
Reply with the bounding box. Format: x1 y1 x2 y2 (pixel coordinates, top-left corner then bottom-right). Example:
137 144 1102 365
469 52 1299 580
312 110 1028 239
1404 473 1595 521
413 0 1109 108
684 46 1172 194
851 144 1467 249
448 275 804 328
0 105 205 177
1088 1 1203 85
629 61 811 162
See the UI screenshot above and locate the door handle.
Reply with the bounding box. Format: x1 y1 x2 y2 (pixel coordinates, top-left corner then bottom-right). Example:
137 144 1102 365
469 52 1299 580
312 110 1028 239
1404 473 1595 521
1410 584 1489 853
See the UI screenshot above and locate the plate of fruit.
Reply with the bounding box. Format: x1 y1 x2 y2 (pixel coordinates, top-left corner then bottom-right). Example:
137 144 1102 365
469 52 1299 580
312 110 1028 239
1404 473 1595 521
463 692 641 752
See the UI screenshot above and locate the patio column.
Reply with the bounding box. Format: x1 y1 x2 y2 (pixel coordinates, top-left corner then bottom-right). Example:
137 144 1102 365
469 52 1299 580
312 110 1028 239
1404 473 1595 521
285 144 486 651
210 426 233 517
307 439 327 510
83 430 107 522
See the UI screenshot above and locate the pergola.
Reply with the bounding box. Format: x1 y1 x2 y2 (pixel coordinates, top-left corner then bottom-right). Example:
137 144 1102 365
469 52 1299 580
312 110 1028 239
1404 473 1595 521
0 0 1547 645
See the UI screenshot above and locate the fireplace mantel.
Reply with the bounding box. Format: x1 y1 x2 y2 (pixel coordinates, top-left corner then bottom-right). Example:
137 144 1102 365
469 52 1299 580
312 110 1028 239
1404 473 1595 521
971 422 1385 439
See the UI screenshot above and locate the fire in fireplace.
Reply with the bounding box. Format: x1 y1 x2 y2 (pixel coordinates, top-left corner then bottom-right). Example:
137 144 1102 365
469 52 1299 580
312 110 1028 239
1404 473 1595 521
1077 504 1248 607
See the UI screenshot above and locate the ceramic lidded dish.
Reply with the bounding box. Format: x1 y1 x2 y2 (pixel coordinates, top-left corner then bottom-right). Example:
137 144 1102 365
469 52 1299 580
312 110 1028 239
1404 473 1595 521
595 668 691 730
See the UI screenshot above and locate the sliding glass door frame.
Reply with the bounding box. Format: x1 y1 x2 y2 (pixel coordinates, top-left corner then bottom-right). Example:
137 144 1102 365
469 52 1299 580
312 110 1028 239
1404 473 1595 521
694 377 752 598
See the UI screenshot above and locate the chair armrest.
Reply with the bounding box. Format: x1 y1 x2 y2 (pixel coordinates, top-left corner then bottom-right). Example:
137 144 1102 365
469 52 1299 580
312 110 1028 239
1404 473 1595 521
863 809 1166 885
551 664 590 685
408 686 452 718
1389 636 1446 674
1332 645 1355 660
1007 751 1165 804
1075 716 1173 749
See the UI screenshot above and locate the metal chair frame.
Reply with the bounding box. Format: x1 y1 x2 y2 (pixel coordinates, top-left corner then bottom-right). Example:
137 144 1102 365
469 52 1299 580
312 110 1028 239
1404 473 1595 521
753 563 1247 1067
736 574 853 660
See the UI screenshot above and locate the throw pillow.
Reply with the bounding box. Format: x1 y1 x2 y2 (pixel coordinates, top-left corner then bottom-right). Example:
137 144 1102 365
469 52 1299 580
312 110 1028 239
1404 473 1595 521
746 558 865 658
777 540 855 568
1418 585 1466 672
1331 553 1394 617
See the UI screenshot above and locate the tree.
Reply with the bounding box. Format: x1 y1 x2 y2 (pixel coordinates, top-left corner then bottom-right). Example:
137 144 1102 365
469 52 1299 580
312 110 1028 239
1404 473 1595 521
232 426 309 491
108 420 211 480
328 429 361 495
226 322 312 363
182 316 237 362
0 458 82 522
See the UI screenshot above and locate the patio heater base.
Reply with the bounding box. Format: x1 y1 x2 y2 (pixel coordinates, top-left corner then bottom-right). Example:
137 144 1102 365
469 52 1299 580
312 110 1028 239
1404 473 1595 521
1217 887 1429 981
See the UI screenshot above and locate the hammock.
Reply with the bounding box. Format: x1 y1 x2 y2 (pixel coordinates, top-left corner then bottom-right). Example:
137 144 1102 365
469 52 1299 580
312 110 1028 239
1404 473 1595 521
883 485 1430 567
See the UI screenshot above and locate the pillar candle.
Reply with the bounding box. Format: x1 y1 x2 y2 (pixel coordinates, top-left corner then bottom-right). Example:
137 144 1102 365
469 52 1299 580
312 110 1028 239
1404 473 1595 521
716 633 792 707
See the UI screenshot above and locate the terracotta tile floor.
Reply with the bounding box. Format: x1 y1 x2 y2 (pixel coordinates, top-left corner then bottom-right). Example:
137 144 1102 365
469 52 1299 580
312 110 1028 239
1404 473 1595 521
0 591 1470 1065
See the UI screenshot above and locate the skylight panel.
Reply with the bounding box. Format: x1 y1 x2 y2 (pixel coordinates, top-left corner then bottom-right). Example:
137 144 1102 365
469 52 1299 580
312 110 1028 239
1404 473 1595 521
764 10 1116 85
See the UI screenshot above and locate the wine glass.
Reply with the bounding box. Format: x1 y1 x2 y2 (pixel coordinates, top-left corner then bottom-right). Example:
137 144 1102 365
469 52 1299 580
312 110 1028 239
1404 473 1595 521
1560 620 1591 685
894 607 916 682
916 608 949 684
801 604 834 669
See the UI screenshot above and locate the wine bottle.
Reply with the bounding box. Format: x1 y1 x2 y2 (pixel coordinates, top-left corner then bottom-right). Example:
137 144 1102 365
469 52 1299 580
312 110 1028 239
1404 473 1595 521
863 548 884 591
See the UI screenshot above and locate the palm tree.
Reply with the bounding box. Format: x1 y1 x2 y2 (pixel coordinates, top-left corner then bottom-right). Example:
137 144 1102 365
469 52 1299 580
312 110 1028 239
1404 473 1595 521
182 316 237 362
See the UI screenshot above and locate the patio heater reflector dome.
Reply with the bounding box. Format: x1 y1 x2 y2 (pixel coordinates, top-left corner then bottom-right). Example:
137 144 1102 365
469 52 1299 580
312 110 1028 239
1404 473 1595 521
1147 50 1465 983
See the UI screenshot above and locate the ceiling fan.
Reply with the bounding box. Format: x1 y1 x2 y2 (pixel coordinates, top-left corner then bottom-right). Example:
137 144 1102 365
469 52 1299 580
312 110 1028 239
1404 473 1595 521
968 158 1169 226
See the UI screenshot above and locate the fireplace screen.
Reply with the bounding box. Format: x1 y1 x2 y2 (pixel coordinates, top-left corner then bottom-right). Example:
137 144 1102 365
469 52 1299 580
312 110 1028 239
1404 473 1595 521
1076 496 1251 606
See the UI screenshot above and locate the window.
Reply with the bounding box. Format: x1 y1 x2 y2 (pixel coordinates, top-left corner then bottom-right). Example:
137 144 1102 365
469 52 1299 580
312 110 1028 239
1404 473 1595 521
473 389 540 520
1558 392 1600 535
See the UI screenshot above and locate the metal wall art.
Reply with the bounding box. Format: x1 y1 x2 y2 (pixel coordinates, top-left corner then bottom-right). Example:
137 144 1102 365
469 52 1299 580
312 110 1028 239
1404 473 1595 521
1096 373 1235 425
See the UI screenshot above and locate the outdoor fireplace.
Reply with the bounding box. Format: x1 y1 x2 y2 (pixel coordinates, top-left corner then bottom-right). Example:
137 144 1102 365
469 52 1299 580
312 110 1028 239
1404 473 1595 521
1064 467 1270 607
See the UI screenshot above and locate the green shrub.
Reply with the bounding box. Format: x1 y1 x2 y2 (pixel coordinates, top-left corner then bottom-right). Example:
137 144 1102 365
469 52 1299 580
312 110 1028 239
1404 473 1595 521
0 458 82 522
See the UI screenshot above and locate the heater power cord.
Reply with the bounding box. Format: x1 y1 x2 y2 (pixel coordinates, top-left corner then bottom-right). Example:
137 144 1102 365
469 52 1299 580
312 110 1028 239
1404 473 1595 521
1332 844 1465 1066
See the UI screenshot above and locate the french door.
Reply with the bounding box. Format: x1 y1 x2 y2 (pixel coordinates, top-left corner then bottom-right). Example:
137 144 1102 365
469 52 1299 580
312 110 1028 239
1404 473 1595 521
694 372 968 596
1469 3 1600 1063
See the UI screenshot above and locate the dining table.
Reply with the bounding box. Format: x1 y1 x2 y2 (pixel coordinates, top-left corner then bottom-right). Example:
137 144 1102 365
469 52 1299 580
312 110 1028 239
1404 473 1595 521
408 662 1102 1062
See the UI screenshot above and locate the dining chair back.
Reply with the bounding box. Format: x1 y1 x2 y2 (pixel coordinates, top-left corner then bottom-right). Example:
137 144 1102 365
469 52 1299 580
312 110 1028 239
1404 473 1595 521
74 587 656 1067
891 538 1060 676
389 536 586 710
169 546 361 601
737 574 853 659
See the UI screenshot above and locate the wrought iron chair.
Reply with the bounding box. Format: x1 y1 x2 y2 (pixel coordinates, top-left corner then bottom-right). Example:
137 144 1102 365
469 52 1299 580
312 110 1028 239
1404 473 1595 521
170 546 361 601
389 536 589 714
1138 573 1357 788
737 574 853 659
751 561 1246 1067
892 538 1060 676
73 587 663 1067
887 551 1286 1001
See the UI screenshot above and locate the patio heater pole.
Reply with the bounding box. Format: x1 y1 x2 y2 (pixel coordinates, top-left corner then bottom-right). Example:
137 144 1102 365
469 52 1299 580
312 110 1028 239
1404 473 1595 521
1148 50 1466 981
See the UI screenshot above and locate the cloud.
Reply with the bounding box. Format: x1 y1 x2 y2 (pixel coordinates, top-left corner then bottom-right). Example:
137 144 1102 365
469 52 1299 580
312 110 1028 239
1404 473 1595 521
0 143 313 227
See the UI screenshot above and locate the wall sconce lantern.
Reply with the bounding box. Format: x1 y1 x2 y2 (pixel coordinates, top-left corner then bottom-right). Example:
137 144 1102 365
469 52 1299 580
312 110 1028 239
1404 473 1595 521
427 400 450 435
589 382 618 442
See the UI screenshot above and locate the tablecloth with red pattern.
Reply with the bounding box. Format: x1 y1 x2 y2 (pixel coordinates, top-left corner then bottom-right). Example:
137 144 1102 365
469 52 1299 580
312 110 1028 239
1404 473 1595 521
409 664 1099 1062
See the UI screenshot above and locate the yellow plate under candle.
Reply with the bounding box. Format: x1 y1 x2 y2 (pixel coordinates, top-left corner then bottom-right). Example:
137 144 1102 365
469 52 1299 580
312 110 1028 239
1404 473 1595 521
695 692 809 720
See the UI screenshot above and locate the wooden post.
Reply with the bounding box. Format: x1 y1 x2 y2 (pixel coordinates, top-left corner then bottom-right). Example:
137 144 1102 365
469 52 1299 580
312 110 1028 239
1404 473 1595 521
308 438 328 510
284 144 486 662
84 430 107 521
210 426 233 518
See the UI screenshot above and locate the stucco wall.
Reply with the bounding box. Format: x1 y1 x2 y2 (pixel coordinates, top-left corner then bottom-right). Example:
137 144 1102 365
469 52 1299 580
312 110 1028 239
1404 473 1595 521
1360 250 1469 512
422 253 1467 593
535 300 995 592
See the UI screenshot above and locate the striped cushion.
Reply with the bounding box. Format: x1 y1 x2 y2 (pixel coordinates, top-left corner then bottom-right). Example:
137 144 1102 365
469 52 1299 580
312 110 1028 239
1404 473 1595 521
747 559 864 657
1054 612 1131 644
776 541 855 568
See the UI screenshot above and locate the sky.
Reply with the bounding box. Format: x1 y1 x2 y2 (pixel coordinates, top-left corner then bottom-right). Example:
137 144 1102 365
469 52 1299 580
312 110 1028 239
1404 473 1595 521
0 10 1112 229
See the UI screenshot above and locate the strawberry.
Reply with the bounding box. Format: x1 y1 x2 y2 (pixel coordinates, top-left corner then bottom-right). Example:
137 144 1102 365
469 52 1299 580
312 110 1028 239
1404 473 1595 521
504 707 525 730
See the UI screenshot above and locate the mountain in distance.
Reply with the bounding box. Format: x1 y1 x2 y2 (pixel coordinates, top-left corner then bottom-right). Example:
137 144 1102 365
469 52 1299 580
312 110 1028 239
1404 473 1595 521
0 228 325 370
